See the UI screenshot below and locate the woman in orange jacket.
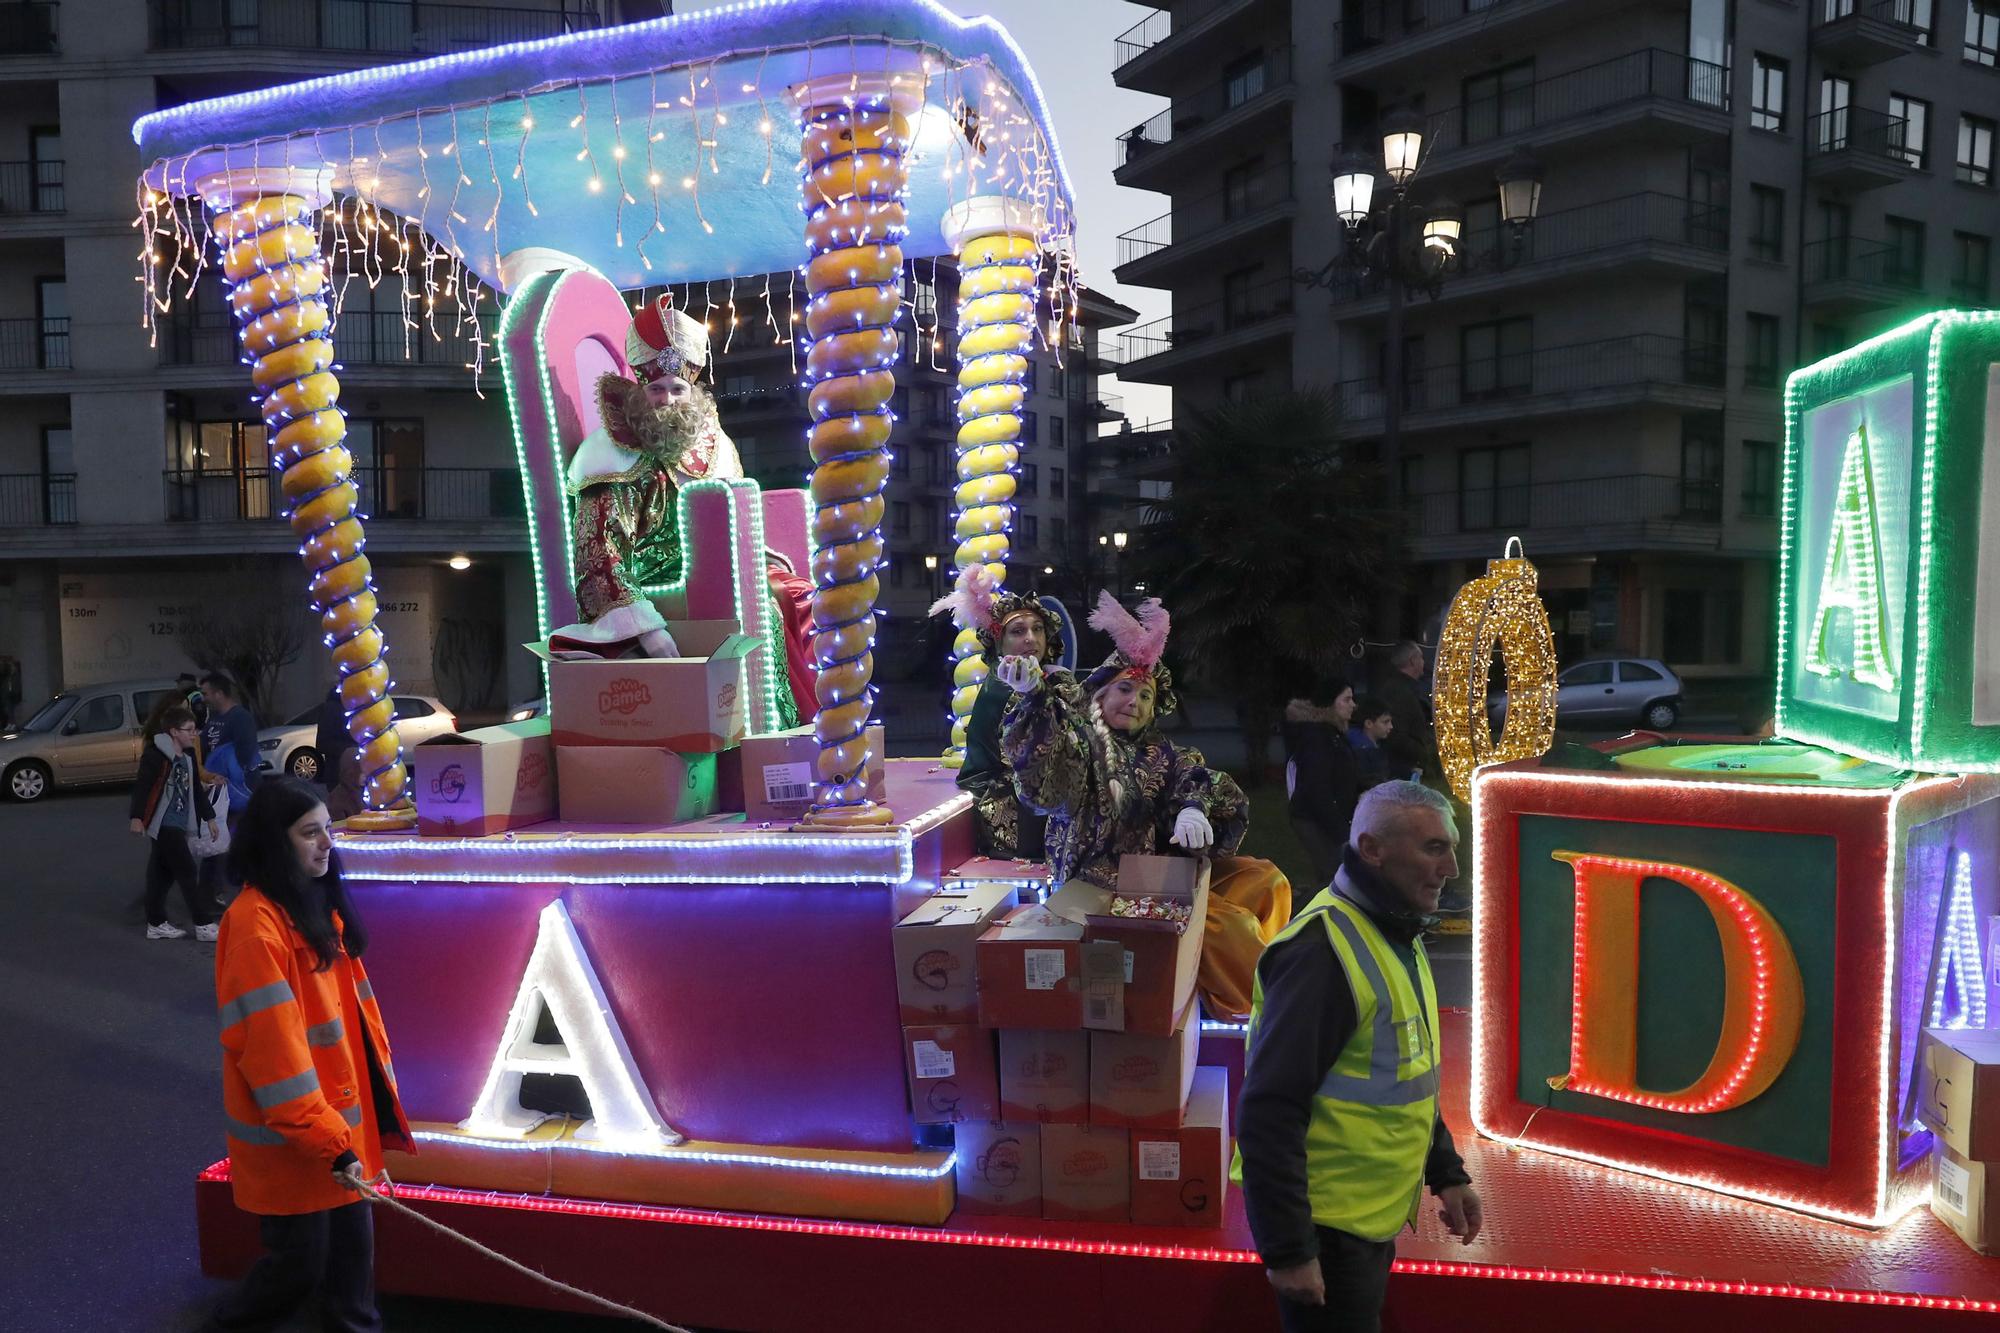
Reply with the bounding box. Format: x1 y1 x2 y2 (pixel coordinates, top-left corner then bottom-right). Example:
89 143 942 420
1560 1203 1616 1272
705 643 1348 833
204 777 412 1333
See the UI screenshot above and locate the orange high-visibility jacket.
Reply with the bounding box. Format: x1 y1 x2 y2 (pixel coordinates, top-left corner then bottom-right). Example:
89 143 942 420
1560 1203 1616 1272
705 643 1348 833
215 886 414 1215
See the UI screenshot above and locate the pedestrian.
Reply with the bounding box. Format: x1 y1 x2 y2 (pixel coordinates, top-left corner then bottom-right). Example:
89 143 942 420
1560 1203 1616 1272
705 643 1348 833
204 778 412 1333
199 671 259 908
1282 680 1359 889
179 671 209 729
1373 641 1437 782
1347 695 1395 792
324 747 365 825
1234 781 1483 1333
313 685 346 788
129 704 221 941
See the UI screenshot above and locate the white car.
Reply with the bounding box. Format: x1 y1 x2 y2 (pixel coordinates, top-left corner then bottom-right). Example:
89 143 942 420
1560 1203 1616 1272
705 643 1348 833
257 695 459 781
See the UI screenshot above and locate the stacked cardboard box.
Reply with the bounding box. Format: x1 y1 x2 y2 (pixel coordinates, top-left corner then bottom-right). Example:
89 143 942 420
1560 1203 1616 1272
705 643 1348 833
901 855 1232 1225
1919 1028 2000 1252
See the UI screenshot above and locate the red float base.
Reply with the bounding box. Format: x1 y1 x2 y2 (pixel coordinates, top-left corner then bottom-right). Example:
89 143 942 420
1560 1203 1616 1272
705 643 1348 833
194 1014 2000 1331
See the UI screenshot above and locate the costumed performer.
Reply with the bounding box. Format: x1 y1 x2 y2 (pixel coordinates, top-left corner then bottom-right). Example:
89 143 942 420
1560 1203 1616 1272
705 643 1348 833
998 592 1292 1020
930 565 1066 861
549 295 817 725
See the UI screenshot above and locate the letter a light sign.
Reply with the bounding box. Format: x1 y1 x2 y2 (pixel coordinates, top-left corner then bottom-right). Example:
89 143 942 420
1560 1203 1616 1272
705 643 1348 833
1552 851 1805 1114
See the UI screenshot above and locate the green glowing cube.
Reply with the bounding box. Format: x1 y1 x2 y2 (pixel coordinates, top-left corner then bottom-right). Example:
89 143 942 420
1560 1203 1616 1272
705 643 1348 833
1776 310 2000 771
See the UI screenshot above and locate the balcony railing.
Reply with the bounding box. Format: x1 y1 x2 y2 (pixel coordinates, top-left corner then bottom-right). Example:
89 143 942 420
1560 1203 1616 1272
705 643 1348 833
149 0 605 52
1113 0 1261 69
1333 335 1723 425
1335 0 1563 61
0 471 73 525
1121 273 1297 365
163 466 524 522
1116 46 1295 168
162 309 494 368
0 3 57 54
1808 106 1913 163
0 159 60 213
1117 160 1296 267
1812 0 1931 35
1415 50 1728 163
1802 236 1925 288
1408 473 1723 540
0 316 67 369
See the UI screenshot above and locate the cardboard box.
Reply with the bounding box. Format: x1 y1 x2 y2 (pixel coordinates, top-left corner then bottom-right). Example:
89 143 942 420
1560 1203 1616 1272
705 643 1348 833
1932 1139 2000 1254
413 719 556 836
530 620 761 752
1917 1028 2000 1161
977 905 1090 1030
1090 996 1201 1129
866 721 888 802
902 1025 999 1126
738 726 819 824
1129 1066 1230 1228
953 1121 1042 1217
999 1028 1090 1124
1047 855 1211 1035
554 746 719 825
892 883 1021 1025
1040 1123 1130 1223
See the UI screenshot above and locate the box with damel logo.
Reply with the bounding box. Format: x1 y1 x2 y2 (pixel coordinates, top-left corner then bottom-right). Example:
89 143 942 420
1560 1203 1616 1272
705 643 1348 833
1040 1122 1130 1223
891 883 1019 1024
1128 1065 1229 1228
900 1024 999 1126
528 620 761 753
953 1120 1042 1216
998 1028 1089 1124
414 719 556 836
1089 994 1200 1130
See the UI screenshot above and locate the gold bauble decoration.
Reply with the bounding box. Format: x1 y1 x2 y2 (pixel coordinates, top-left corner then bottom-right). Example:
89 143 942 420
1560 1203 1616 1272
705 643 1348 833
1433 537 1559 801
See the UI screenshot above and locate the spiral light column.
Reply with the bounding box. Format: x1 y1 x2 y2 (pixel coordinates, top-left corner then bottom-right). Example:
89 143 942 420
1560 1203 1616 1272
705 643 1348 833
939 198 1040 767
202 170 414 828
793 74 919 827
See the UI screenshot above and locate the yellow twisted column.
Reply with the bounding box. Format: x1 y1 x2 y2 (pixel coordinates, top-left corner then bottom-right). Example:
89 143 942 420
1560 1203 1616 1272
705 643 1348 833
792 73 920 827
939 199 1041 767
202 170 414 828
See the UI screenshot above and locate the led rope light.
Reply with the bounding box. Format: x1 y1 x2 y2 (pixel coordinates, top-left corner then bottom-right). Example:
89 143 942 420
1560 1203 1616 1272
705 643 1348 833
413 1131 955 1179
1926 851 1987 1030
1432 538 1558 801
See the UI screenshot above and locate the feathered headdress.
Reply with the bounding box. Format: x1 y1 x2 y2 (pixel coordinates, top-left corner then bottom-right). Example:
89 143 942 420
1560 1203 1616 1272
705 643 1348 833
929 566 1066 664
928 564 1001 632
1083 591 1177 717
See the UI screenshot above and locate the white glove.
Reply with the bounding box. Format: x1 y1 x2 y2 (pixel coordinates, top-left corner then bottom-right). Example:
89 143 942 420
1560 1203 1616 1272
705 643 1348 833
1171 807 1213 851
638 626 680 659
995 655 1043 695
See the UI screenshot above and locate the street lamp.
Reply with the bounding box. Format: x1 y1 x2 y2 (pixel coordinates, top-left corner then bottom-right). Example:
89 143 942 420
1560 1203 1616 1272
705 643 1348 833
923 552 940 599
1112 531 1128 550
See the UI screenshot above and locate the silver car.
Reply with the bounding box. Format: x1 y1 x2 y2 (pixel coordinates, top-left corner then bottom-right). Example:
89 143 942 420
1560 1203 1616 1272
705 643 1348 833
256 695 460 781
0 679 186 801
1491 658 1685 731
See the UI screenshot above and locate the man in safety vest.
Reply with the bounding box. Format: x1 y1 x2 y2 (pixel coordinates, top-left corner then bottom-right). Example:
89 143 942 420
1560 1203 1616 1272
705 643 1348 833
1234 780 1482 1331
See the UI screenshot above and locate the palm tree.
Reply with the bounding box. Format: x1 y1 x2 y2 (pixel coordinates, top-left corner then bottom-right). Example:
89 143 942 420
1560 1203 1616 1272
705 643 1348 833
1130 390 1403 773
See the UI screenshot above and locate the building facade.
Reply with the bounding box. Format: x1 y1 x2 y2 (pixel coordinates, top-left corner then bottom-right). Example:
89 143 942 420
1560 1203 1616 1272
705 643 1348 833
1112 0 1994 680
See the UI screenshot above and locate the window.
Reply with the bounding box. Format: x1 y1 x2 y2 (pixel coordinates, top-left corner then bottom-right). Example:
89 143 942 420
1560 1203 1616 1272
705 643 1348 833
891 501 910 536
1050 365 1066 399
1620 662 1666 683
1460 318 1532 399
35 276 65 369
1563 662 1613 686
888 558 905 589
1681 417 1723 519
1052 516 1067 548
1817 76 1851 149
1458 443 1529 531
1954 230 1993 302
1743 440 1778 517
1970 0 2000 65
1222 265 1260 328
1961 113 1996 185
1462 59 1535 145
1223 373 1256 403
1051 467 1065 498
67 695 123 735
1889 94 1930 168
29 126 59 212
1685 277 1727 378
1885 214 1925 284
345 419 425 518
40 424 71 523
1021 514 1039 547
1749 185 1785 260
1751 54 1788 132
893 443 911 477
1744 313 1782 388
1224 52 1267 108
1812 321 1850 359
1019 412 1038 445
393 697 435 718
912 269 937 325
1021 359 1036 394
1222 159 1261 219
1050 417 1066 449
1019 463 1039 496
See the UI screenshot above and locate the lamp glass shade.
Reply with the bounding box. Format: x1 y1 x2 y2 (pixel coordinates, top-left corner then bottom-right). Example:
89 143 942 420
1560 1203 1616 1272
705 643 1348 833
1422 212 1463 256
1332 166 1376 226
1496 151 1546 226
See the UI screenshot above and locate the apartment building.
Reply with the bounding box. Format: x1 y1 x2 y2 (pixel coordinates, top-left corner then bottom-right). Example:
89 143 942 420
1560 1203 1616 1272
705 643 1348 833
0 0 1132 740
1112 0 1996 679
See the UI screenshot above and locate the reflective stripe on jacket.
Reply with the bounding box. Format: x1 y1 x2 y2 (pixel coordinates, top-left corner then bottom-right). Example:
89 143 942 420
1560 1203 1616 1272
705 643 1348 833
1235 883 1441 1242
215 886 413 1215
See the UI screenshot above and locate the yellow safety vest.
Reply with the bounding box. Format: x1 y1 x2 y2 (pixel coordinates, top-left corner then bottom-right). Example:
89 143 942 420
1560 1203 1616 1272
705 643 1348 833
1231 884 1442 1242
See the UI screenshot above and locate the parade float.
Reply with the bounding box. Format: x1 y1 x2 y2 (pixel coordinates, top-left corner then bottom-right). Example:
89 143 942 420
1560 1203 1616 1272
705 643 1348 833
133 2 2000 1328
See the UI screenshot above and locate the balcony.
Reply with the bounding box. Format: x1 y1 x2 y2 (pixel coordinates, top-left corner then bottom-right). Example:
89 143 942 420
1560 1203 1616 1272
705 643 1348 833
1410 50 1729 186
0 160 61 214
148 0 607 54
0 316 67 370
1113 0 1276 94
161 309 494 375
1407 473 1723 562
1810 0 1931 67
1802 237 1925 312
0 471 73 525
1806 106 1923 190
1331 0 1625 84
1332 335 1725 438
1114 47 1295 188
714 382 805 417
1114 160 1296 286
163 466 524 524
1118 272 1296 384
0 3 56 54
1329 193 1729 317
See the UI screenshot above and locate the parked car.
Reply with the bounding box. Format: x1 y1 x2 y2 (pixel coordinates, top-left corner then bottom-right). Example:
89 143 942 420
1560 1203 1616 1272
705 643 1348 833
256 695 460 780
0 679 186 801
507 698 546 723
1490 658 1684 731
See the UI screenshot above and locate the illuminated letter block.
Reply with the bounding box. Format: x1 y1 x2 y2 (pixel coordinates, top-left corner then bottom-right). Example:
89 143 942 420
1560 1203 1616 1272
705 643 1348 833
1471 743 2000 1224
1777 310 2000 769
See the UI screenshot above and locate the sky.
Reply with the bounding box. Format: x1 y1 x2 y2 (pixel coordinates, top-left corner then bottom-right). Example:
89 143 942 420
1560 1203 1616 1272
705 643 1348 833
673 0 1175 425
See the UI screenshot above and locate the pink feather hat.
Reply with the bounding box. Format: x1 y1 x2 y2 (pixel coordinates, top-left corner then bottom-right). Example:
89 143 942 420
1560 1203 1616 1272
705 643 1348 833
1082 591 1177 716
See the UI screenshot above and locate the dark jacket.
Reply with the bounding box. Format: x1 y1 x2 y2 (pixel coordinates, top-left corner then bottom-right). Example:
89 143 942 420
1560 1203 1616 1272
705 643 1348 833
312 689 346 787
203 702 259 805
1237 847 1470 1269
131 734 217 835
1373 670 1437 781
1347 726 1393 790
958 673 1047 860
1281 700 1360 840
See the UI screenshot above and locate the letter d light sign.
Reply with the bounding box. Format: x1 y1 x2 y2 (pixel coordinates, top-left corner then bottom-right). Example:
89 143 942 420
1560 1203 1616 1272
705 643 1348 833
1552 851 1804 1114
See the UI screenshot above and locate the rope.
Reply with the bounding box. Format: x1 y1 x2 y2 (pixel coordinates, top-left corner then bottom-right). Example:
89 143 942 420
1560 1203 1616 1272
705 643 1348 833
351 1172 690 1332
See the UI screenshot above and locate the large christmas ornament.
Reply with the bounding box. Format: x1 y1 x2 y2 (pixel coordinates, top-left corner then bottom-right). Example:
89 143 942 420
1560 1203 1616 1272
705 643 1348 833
1433 537 1558 801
